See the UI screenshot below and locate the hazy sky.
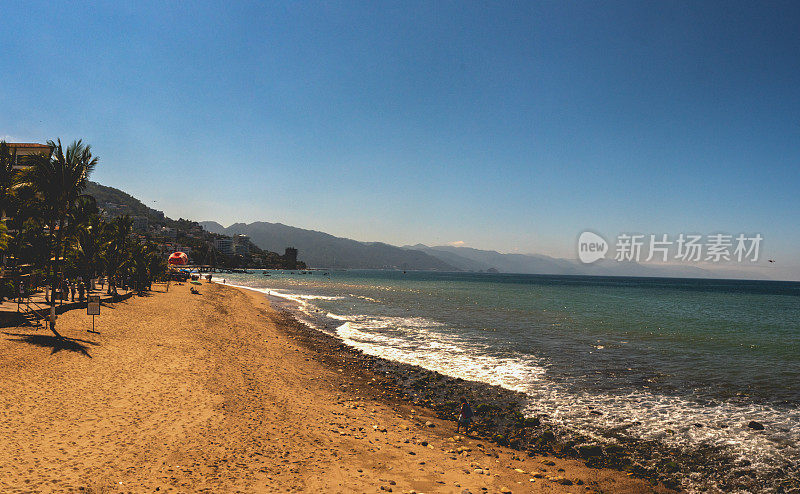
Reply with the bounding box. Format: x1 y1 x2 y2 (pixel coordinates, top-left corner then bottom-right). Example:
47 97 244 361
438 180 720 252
2 1 799 276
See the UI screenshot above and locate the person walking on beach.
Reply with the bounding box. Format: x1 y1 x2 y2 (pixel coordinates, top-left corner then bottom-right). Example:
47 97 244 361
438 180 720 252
456 398 473 434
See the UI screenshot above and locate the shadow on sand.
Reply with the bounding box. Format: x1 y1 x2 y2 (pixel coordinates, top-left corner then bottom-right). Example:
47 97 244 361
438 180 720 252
0 291 135 328
0 312 32 329
3 331 99 357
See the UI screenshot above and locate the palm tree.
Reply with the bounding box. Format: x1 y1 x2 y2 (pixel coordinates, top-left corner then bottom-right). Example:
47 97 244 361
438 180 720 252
20 139 98 335
131 242 163 293
74 216 104 289
64 195 99 279
147 247 166 284
102 215 132 295
0 221 9 252
8 171 44 270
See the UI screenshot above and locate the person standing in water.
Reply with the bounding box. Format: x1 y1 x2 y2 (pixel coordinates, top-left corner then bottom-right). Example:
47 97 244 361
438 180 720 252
456 398 473 434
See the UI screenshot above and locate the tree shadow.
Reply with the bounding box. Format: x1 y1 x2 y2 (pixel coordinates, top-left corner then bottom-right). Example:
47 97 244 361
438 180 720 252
3 331 98 357
0 312 35 329
3 292 136 323
99 292 135 306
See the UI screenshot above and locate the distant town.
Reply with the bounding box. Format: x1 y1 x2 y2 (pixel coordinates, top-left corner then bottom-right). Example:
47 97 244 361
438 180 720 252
85 181 306 271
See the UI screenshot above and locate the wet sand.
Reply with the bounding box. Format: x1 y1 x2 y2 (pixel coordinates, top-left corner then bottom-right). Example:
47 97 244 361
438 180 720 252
0 282 667 493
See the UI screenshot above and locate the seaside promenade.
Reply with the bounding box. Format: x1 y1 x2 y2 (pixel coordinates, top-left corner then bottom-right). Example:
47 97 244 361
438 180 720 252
0 282 664 493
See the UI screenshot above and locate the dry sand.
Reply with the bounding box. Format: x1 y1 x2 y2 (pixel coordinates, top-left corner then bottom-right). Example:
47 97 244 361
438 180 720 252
0 282 667 493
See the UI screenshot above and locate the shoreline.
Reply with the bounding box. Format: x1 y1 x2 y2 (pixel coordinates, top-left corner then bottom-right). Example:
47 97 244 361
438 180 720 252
0 281 671 492
254 283 798 493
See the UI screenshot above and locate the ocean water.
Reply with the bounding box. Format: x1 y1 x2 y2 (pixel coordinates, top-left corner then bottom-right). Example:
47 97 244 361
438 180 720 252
214 270 800 481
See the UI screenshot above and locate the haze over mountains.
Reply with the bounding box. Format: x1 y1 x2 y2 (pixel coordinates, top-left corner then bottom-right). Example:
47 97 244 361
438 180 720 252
200 220 766 279
200 221 453 271
83 181 767 279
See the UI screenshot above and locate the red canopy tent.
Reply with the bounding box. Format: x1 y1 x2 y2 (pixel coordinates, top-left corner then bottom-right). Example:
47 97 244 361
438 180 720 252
168 251 188 266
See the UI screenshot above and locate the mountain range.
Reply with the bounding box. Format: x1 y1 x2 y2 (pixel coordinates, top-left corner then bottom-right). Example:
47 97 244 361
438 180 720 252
200 221 454 271
79 181 771 279
200 220 766 279
86 179 451 270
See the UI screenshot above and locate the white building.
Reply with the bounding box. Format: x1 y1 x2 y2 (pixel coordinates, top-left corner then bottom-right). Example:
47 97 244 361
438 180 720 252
233 234 250 255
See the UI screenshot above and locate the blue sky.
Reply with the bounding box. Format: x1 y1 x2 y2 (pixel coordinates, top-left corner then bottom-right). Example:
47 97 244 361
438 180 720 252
2 1 799 277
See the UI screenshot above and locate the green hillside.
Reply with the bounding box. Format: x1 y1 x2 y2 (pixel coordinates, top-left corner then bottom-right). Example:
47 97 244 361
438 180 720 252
84 181 168 225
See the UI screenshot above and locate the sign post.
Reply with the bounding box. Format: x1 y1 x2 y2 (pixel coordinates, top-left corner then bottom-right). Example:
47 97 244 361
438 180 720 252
87 295 100 334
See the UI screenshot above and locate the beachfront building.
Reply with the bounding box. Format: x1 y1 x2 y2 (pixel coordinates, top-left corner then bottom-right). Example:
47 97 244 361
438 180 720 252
214 237 233 255
1 143 51 219
1 142 52 271
233 234 250 255
282 247 298 269
1 142 51 225
4 142 51 171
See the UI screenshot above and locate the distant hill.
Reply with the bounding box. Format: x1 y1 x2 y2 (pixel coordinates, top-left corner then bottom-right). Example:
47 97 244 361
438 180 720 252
406 244 581 274
84 181 166 223
406 244 758 278
200 221 456 271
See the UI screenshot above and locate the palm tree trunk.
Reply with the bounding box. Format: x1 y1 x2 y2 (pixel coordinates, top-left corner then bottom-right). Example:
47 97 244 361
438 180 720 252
49 217 64 337
107 259 115 295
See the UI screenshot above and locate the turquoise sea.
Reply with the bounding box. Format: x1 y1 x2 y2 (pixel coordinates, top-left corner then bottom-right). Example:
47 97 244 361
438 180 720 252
215 270 800 482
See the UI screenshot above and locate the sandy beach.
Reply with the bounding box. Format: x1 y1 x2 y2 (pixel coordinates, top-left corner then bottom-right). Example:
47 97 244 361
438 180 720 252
0 282 667 493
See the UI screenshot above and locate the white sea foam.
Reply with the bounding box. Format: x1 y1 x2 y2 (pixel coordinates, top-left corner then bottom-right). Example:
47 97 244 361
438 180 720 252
269 291 345 302
520 382 800 477
207 281 337 330
334 315 546 395
329 309 800 484
326 313 351 321
216 282 342 311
